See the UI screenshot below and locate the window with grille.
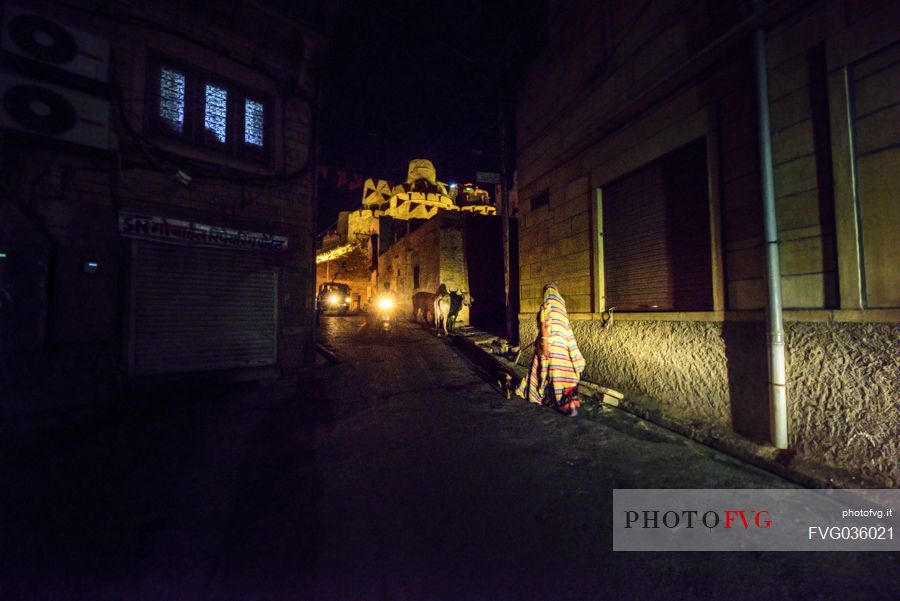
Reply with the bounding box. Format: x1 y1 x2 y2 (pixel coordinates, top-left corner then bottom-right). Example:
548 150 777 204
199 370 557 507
159 67 185 133
244 99 265 147
204 84 228 144
148 57 271 162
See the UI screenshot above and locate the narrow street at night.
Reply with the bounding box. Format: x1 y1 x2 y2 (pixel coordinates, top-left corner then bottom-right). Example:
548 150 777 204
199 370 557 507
1 0 898 599
1 316 895 600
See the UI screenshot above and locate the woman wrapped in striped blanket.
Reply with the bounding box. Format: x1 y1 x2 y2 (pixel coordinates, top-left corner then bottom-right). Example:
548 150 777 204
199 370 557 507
515 282 585 416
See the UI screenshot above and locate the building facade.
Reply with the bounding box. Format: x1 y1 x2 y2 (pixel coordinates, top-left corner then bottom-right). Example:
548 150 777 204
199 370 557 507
378 213 470 325
0 0 331 406
515 0 899 485
316 159 501 314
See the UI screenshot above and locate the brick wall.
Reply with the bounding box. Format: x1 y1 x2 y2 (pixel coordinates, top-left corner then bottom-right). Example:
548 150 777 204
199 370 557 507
514 0 900 485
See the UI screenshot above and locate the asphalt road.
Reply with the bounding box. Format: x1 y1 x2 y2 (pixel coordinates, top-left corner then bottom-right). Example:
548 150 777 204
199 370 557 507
0 315 896 600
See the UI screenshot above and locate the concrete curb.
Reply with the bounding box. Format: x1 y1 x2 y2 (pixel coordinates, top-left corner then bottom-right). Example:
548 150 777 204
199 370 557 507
449 327 869 490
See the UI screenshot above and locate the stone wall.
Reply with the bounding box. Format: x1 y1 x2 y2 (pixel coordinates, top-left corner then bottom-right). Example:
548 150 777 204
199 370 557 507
438 217 470 326
0 0 324 405
377 214 480 326
378 218 442 319
786 321 900 485
316 245 371 311
347 210 379 242
517 0 900 315
514 0 900 484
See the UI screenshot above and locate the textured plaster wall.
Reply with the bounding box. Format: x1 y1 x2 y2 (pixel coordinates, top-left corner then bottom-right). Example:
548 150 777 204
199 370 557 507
786 321 900 485
520 318 733 430
519 317 899 485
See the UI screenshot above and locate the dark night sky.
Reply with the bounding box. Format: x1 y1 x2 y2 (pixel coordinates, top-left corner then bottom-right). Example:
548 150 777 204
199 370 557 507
315 0 546 232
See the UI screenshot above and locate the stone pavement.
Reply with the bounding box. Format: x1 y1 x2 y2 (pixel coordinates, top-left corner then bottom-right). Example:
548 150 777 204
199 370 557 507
0 315 896 600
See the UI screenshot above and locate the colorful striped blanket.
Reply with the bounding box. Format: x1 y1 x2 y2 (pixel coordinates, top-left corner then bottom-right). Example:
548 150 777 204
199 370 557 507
516 284 585 404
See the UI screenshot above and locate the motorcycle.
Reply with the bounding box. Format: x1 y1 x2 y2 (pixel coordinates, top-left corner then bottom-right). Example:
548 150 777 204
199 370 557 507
374 295 395 336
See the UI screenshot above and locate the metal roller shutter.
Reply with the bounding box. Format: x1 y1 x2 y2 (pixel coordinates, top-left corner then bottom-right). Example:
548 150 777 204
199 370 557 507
130 240 277 375
603 138 712 311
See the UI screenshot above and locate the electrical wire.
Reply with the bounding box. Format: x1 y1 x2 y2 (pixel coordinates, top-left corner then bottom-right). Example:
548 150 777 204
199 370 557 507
39 0 318 187
46 0 294 85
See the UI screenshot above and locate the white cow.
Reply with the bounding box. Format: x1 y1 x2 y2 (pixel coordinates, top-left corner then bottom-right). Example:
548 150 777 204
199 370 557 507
434 287 473 336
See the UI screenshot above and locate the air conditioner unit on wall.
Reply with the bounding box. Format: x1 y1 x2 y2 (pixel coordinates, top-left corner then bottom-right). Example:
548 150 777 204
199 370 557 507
1 3 109 83
0 73 114 150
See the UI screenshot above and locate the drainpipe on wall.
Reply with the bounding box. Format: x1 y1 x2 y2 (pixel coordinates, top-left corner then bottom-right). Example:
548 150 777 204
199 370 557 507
499 98 513 342
752 1 788 449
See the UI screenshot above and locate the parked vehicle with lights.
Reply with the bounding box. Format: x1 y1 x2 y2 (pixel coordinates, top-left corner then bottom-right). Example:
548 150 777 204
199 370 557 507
317 282 352 314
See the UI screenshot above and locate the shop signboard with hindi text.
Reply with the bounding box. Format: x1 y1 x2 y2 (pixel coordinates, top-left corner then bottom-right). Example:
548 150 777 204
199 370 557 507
118 212 288 251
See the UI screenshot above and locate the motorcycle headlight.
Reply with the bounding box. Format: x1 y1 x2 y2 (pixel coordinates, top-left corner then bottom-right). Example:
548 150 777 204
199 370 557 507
345 296 352 303
328 294 339 305
377 297 394 310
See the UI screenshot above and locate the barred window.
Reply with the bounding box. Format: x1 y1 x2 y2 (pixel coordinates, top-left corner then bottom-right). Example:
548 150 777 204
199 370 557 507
148 57 271 162
204 84 228 144
159 67 185 133
244 98 264 147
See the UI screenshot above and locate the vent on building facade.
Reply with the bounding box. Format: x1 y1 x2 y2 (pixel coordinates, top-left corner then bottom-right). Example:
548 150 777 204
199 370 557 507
530 190 549 210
